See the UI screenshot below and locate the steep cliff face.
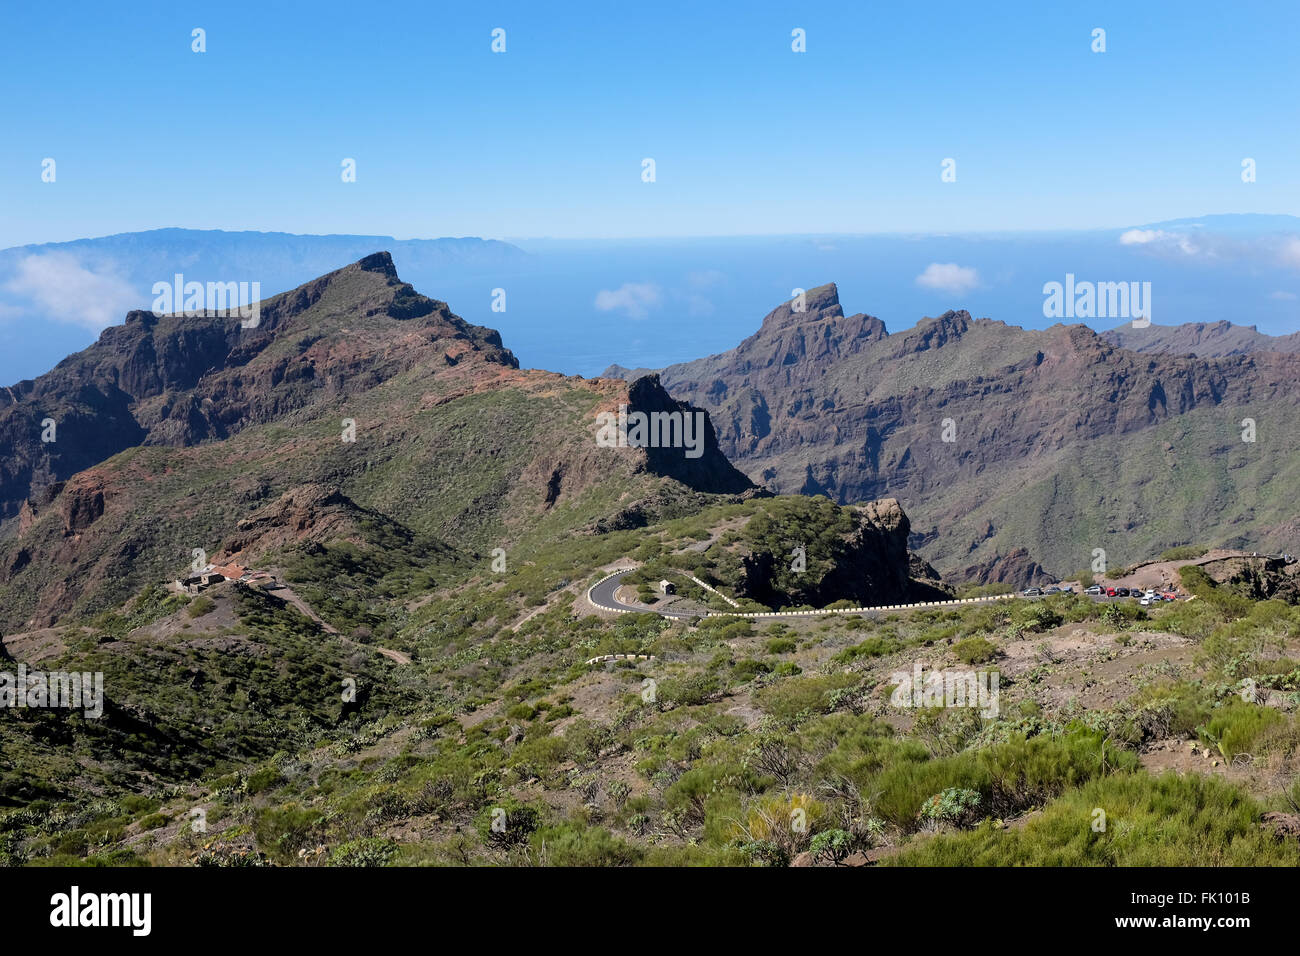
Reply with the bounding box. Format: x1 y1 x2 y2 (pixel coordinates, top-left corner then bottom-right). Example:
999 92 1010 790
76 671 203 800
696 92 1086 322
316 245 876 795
621 375 755 495
0 252 518 521
605 285 1300 581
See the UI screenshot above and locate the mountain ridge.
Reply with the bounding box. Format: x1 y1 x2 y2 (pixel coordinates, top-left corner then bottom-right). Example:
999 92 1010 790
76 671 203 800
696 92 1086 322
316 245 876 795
1100 319 1300 356
0 254 758 630
603 285 1300 581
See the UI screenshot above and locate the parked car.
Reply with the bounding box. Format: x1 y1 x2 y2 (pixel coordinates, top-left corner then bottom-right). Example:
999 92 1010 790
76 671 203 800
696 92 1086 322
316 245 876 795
1139 596 1154 606
1060 586 1075 594
1106 588 1118 597
1116 587 1130 597
1044 586 1061 594
1084 584 1103 595
1022 587 1042 596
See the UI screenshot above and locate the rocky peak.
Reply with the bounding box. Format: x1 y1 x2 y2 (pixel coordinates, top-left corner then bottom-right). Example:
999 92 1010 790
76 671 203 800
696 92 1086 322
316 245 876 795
356 250 400 279
723 285 888 371
907 309 973 352
757 282 844 333
0 254 518 521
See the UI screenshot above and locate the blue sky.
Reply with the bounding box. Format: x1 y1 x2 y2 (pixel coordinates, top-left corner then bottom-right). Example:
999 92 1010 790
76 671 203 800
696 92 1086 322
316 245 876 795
2 0 1297 247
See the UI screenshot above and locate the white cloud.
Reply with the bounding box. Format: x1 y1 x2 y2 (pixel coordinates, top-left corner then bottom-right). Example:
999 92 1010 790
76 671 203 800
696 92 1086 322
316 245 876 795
4 253 138 330
1119 229 1200 255
594 282 662 319
1269 290 1297 301
1119 228 1166 245
1120 228 1300 268
915 262 980 295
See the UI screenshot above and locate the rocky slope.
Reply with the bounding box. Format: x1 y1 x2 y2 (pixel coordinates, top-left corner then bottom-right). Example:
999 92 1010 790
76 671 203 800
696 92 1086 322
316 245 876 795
1200 553 1300 604
604 284 1300 581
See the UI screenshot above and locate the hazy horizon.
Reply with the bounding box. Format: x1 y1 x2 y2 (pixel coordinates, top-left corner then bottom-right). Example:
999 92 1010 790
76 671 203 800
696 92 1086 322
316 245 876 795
2 215 1298 386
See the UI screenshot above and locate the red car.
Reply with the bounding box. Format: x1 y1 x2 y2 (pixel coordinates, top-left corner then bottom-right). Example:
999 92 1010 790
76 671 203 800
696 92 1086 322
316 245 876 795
1106 588 1118 597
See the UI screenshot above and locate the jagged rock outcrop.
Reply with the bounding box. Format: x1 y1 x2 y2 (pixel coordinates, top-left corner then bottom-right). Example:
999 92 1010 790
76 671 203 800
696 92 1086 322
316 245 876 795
1200 554 1300 604
622 375 756 495
730 497 951 609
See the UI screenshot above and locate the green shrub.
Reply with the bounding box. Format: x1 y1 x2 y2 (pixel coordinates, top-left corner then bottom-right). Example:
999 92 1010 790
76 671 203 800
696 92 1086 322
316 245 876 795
505 703 537 721
1198 702 1284 760
187 596 216 618
833 636 899 663
118 794 158 815
531 823 642 866
1013 603 1063 633
918 787 983 829
872 729 1136 829
330 838 397 867
253 803 324 860
1113 682 1211 744
245 767 284 795
657 673 721 709
1161 545 1208 562
1178 566 1251 617
474 801 541 848
954 637 996 665
758 673 857 721
731 658 772 683
809 828 857 865
664 763 757 827
887 771 1300 866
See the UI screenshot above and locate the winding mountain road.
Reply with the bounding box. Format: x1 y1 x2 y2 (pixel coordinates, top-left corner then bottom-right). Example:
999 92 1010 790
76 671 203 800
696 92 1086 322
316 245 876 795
587 568 706 620
583 546 1252 623
585 567 1017 620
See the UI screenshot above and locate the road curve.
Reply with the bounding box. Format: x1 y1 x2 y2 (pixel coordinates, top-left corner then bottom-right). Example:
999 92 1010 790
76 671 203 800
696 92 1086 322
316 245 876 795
587 568 703 619
586 567 1018 620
